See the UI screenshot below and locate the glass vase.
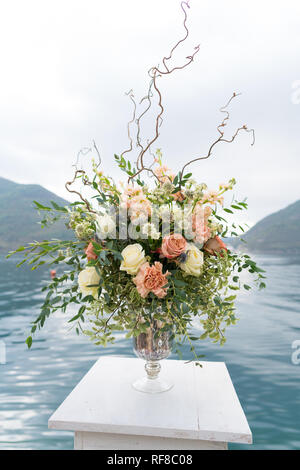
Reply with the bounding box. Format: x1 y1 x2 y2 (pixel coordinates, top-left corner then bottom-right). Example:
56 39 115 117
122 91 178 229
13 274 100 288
132 319 174 394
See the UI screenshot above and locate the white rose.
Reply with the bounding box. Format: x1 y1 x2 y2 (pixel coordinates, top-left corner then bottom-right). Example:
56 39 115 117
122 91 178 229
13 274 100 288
78 267 101 299
95 213 116 239
120 244 146 275
180 244 204 277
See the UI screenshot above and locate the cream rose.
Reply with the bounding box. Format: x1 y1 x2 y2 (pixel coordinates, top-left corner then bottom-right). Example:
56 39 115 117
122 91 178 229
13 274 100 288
180 244 204 277
120 244 146 275
78 266 101 299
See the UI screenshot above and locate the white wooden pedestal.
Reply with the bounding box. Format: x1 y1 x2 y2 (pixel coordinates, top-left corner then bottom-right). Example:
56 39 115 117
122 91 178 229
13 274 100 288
48 356 252 450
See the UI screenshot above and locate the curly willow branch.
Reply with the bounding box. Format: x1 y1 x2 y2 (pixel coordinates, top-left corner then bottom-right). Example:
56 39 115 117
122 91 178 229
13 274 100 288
161 0 191 73
179 92 255 180
65 170 96 214
136 79 154 156
74 1 255 190
66 140 103 213
120 90 137 158
128 1 200 182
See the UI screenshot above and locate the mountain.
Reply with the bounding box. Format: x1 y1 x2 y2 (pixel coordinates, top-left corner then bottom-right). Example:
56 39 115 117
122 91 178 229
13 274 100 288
232 200 300 254
0 177 70 252
1 176 299 255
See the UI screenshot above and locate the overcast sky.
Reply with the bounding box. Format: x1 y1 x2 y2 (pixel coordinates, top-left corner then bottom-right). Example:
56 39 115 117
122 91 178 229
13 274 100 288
0 0 300 226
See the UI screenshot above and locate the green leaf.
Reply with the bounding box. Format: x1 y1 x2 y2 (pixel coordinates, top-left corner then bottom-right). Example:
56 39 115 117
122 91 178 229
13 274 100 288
33 201 51 211
16 259 27 267
225 295 237 302
50 201 68 212
26 336 33 349
173 279 186 287
68 307 85 323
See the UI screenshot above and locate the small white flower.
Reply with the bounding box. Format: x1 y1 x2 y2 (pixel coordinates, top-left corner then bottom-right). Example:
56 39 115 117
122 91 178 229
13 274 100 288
142 222 161 240
95 213 116 239
159 205 172 218
172 205 183 223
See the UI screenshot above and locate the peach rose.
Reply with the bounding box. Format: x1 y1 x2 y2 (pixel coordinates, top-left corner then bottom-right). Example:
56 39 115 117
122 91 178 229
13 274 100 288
85 241 98 261
203 236 227 255
133 262 170 299
161 233 187 259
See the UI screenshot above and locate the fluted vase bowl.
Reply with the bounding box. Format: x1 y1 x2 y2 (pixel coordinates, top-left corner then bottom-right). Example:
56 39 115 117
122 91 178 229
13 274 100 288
132 320 174 394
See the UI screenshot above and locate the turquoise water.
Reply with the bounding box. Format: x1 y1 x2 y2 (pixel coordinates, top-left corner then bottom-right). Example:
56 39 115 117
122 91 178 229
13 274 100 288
0 255 299 450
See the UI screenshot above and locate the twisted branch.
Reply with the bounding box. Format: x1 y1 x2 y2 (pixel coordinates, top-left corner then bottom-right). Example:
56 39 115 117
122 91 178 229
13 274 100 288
128 1 200 182
158 1 200 75
136 79 154 157
179 92 255 182
65 170 97 214
74 1 255 193
120 90 137 158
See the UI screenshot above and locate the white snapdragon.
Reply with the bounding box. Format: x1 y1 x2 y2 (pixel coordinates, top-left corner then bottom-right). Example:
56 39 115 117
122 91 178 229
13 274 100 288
172 205 183 223
173 205 193 235
159 204 172 218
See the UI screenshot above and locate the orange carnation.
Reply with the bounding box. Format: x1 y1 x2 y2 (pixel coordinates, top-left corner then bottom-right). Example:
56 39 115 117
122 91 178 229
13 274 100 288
133 262 170 299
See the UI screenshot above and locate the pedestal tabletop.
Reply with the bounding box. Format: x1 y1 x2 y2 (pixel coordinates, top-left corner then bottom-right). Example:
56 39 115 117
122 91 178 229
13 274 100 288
48 356 252 449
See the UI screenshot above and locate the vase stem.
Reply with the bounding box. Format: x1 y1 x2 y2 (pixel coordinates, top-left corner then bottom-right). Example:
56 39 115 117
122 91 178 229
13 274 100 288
145 360 161 380
132 316 174 393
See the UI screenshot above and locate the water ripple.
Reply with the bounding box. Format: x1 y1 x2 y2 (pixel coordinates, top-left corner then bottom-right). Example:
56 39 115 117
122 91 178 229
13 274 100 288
0 255 300 449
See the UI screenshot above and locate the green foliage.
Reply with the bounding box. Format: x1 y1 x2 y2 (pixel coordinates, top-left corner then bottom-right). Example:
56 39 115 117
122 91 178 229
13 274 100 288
7 160 267 363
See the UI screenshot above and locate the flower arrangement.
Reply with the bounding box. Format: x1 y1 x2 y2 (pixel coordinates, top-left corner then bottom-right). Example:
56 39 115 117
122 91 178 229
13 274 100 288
8 1 266 361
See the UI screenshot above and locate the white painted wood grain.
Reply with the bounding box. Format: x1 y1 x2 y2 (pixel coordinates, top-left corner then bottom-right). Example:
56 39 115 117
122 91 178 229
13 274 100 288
49 356 252 445
194 362 252 444
74 431 228 450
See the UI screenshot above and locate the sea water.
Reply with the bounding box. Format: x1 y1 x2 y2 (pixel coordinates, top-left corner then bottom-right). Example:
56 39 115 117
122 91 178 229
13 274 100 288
0 255 299 450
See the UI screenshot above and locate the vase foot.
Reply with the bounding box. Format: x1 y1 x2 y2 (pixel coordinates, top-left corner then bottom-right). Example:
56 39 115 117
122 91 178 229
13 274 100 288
132 377 173 394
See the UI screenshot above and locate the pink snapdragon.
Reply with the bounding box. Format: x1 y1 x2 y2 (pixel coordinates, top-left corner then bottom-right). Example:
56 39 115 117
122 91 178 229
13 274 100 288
154 164 175 184
192 204 212 244
128 194 152 221
202 190 224 206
